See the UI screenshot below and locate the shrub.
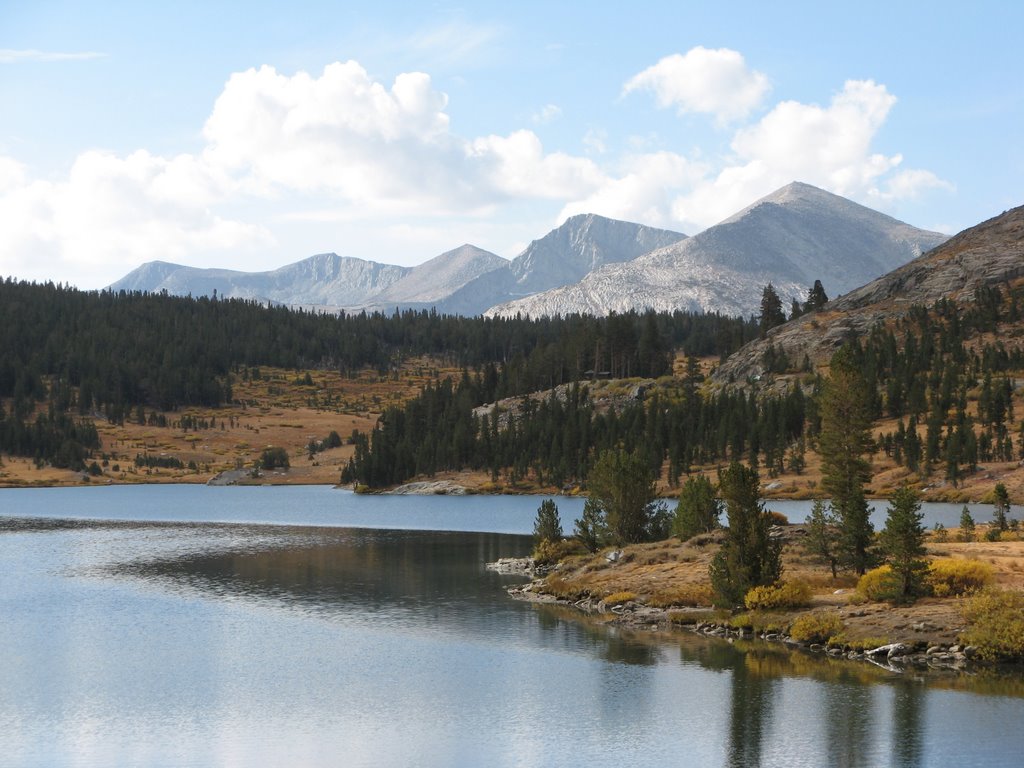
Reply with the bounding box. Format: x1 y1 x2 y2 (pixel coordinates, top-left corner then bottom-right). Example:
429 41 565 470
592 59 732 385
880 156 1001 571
744 581 813 611
855 565 902 602
927 558 995 597
789 612 845 644
602 591 636 607
960 588 1024 661
532 537 587 566
767 511 790 526
259 446 290 470
729 611 788 634
543 575 589 601
647 583 715 608
667 609 722 625
985 527 1004 542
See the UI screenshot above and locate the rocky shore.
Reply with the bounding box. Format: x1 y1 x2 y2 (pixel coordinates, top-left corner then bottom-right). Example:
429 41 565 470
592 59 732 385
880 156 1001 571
503 565 986 674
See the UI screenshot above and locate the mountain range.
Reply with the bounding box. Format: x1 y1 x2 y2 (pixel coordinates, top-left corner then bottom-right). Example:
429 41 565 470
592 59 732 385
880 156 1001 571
109 182 947 318
713 201 1024 384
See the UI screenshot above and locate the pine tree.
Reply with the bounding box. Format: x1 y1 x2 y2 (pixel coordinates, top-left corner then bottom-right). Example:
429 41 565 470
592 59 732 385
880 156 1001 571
708 462 782 606
958 506 976 542
805 279 829 312
818 347 875 574
758 283 786 338
533 498 563 545
879 486 927 602
583 448 665 545
993 482 1010 531
573 498 609 552
673 474 721 540
804 499 840 578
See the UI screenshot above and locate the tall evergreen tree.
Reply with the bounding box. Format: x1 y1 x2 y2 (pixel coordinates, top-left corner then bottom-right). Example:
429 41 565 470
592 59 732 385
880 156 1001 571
993 482 1011 531
879 486 927 602
673 474 721 540
805 279 829 312
958 506 976 542
584 448 665 546
758 283 786 338
709 462 782 606
819 346 875 574
533 498 563 545
804 499 840 578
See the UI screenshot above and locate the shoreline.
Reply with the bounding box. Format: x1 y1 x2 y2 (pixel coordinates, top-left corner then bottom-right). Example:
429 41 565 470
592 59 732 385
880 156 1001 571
1 472 1012 508
503 568 994 674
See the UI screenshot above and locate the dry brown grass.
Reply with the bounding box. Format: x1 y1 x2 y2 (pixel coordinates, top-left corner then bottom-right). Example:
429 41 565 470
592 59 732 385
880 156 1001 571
0 361 454 488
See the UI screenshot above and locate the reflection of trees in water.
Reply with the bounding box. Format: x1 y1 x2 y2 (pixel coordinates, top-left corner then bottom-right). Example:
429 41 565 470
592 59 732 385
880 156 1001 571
123 528 532 616
891 680 924 768
825 677 874 768
534 604 661 667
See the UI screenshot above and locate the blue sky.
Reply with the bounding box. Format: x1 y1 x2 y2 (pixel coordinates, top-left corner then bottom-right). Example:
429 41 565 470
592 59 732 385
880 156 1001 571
1 1 1021 289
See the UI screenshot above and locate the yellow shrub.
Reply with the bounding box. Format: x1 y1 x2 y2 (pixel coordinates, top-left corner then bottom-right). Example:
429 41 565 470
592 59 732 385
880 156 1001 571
729 611 788 634
532 537 587 566
602 591 636 607
960 588 1024 661
927 558 994 597
543 575 589 601
789 612 845 644
744 580 813 610
856 565 901 602
647 583 715 608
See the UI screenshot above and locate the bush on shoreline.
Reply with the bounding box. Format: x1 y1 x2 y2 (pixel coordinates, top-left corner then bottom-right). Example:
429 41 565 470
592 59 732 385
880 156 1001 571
961 588 1024 661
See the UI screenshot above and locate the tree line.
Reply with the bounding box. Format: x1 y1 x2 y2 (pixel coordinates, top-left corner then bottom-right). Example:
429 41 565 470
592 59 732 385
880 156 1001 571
0 277 756 468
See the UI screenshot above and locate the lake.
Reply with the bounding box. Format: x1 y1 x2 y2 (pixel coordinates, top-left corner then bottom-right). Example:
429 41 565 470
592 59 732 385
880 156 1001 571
2 486 1023 767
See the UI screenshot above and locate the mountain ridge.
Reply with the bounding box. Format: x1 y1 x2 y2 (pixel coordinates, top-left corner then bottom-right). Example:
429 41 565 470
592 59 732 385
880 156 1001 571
486 182 947 319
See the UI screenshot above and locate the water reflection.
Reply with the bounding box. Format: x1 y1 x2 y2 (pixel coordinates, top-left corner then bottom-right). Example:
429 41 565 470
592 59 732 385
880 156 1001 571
6 516 1024 767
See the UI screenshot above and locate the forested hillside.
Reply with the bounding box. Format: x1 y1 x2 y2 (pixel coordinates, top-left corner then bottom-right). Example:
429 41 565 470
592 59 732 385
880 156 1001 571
0 278 755 470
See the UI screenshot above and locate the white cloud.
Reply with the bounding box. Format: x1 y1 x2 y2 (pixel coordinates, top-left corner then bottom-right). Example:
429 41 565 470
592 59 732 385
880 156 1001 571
0 60 605 286
874 169 955 202
469 130 605 199
0 54 953 289
624 47 770 122
665 79 951 230
0 49 105 63
532 104 562 124
0 150 270 286
558 151 705 230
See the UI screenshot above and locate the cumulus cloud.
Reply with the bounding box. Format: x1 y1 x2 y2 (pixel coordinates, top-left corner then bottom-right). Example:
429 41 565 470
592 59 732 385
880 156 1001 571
0 52 952 289
0 60 605 286
624 46 770 122
558 151 705 229
665 79 950 231
0 150 270 286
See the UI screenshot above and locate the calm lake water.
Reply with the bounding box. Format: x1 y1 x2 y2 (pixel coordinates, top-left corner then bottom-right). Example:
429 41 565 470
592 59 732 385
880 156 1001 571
2 486 1024 767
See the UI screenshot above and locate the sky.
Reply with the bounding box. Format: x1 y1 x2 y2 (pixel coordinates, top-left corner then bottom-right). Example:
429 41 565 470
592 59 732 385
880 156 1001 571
1 1 1021 290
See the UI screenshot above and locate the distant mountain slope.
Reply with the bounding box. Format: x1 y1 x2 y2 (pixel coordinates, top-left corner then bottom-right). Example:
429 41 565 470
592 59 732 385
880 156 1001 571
110 214 688 315
110 253 411 307
361 245 507 310
713 202 1024 384
507 213 687 295
486 182 947 318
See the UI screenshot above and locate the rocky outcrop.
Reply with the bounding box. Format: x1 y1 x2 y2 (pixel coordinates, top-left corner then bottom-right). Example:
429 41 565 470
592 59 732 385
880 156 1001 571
388 480 468 495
